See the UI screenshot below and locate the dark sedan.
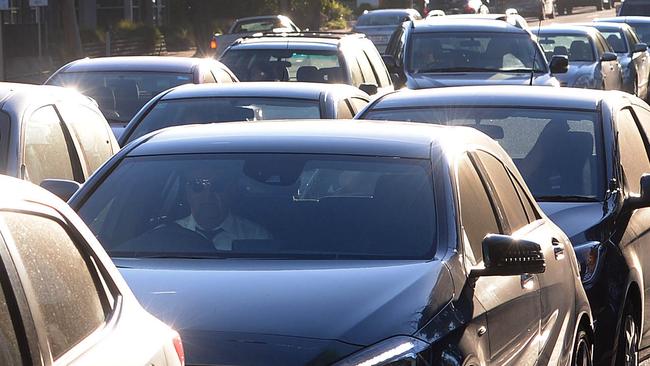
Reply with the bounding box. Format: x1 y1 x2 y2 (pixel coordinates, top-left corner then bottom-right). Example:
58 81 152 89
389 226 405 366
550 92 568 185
119 82 370 146
61 121 592 365
45 56 238 138
537 25 622 90
352 8 421 53
358 85 650 366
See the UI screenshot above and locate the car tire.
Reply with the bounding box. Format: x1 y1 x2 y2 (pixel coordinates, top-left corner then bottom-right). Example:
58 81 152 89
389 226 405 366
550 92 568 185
572 327 593 366
615 302 639 366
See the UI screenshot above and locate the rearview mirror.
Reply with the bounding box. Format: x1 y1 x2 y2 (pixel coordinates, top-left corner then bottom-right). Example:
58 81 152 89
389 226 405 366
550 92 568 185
549 55 569 74
625 173 650 211
470 234 546 277
359 83 378 95
634 43 648 53
601 52 618 62
40 179 82 202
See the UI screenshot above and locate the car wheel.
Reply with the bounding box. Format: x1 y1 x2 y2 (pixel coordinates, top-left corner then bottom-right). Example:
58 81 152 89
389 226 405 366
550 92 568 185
615 303 639 366
572 327 593 366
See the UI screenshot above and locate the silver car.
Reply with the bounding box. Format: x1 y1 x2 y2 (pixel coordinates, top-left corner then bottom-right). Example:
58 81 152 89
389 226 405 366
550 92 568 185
582 21 650 99
353 9 421 53
537 25 623 89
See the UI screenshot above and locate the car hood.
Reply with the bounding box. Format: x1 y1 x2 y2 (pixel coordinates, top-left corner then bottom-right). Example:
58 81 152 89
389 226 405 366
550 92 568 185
116 259 452 365
538 202 605 242
406 72 559 89
554 62 597 86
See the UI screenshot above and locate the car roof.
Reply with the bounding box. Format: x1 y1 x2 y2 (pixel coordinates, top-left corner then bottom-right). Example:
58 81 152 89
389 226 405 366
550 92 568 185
231 32 365 49
367 85 617 111
413 18 526 33
0 82 91 112
596 16 650 23
126 120 483 159
580 21 631 31
537 24 600 36
59 56 209 73
160 82 365 101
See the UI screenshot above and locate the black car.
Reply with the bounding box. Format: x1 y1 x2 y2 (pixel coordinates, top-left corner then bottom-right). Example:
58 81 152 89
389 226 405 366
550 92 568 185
45 56 238 138
219 32 394 96
353 9 422 53
358 85 650 366
56 120 593 365
618 0 650 16
119 82 370 146
382 17 566 90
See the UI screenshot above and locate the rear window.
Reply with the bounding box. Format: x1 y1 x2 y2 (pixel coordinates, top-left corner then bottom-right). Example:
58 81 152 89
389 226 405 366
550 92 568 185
599 30 628 53
221 49 345 83
538 34 595 62
357 13 410 26
78 154 437 259
232 19 284 33
126 97 321 143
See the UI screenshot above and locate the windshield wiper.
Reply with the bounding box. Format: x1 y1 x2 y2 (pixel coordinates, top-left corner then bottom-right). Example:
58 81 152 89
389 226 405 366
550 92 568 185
500 68 544 73
535 195 601 202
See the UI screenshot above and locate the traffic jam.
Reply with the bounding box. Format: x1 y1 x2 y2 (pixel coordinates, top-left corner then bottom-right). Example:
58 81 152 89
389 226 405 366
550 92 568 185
4 0 650 365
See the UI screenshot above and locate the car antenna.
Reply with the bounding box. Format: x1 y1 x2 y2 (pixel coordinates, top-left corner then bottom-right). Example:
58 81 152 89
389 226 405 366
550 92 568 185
530 18 543 86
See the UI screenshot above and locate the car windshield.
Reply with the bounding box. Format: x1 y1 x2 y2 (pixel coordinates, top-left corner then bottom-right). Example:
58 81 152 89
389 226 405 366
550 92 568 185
630 23 650 44
620 2 650 16
232 18 285 33
363 107 604 200
126 97 321 143
220 49 344 83
599 30 628 53
77 154 437 259
538 34 595 62
49 71 194 122
357 13 409 26
407 32 547 73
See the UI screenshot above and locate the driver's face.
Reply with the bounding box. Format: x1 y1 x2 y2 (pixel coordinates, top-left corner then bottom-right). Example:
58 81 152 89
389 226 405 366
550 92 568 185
185 167 232 230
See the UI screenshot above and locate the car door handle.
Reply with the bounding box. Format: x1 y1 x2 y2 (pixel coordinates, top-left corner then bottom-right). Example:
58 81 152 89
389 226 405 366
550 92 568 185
552 238 565 260
521 273 535 290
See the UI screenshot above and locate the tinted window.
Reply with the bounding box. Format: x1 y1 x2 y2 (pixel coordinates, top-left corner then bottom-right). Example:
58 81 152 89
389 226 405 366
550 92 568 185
355 49 377 85
78 154 437 259
0 112 9 174
363 107 604 200
618 108 650 194
48 72 194 122
221 49 344 83
128 97 321 143
538 34 595 62
620 1 650 16
407 32 547 73
24 106 76 185
337 99 354 119
386 27 405 60
58 103 114 176
0 260 21 365
357 12 410 26
458 154 500 264
599 30 628 53
2 212 105 359
629 22 650 44
511 171 539 222
477 152 529 232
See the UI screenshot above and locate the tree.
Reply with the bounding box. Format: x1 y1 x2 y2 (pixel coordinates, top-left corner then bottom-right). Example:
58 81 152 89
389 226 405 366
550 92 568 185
61 0 82 60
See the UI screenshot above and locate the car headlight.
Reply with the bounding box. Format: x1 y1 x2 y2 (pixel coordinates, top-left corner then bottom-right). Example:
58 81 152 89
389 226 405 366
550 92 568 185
333 336 429 366
572 74 595 89
574 241 603 285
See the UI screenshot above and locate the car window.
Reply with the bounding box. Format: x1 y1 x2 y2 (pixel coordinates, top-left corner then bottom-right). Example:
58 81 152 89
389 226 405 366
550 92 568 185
357 12 409 26
538 34 595 62
511 171 539 223
24 106 76 185
620 1 650 16
350 97 369 113
232 18 284 33
363 47 391 87
386 26 405 61
57 102 114 177
337 99 354 119
354 48 377 86
0 112 9 174
594 32 613 55
630 22 650 44
1 212 107 360
213 68 237 83
600 30 628 53
618 108 650 194
458 153 500 264
477 151 529 233
0 254 22 366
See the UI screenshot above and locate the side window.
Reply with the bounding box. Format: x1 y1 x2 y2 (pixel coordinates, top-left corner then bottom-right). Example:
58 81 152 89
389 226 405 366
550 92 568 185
337 99 354 119
350 97 369 113
202 70 217 83
477 151 529 233
458 154 501 264
386 27 404 60
213 68 236 83
346 53 364 86
363 47 391 87
618 108 650 194
24 106 76 185
594 34 608 56
355 49 378 86
510 171 540 223
0 259 22 365
2 212 108 360
57 103 114 177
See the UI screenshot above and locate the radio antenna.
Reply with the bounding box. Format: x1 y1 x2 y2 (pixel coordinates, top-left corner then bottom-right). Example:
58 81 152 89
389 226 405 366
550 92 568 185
530 18 543 86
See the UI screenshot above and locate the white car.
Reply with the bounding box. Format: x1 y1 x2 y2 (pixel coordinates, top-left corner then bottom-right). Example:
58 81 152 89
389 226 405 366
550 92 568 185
0 175 184 366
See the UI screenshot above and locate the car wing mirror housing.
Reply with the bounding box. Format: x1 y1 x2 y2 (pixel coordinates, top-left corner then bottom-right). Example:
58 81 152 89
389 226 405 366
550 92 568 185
40 179 82 202
634 43 648 53
470 234 546 277
550 55 569 74
359 83 378 95
625 173 650 211
601 52 618 62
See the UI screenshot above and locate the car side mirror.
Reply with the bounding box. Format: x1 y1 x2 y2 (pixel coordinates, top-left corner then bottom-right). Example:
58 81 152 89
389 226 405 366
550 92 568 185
382 54 397 70
601 52 618 62
40 179 81 202
470 234 546 277
625 174 650 211
359 83 378 95
549 55 569 74
634 43 648 53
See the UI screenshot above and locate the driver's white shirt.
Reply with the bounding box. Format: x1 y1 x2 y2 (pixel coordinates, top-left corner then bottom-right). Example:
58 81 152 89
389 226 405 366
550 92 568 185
175 214 270 250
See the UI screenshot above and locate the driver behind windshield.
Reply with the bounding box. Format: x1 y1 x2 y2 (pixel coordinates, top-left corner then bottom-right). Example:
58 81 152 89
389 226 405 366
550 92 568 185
177 164 271 250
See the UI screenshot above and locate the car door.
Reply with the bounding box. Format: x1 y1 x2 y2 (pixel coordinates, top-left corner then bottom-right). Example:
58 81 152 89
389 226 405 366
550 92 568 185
456 152 541 366
476 151 578 365
595 33 621 90
628 29 649 97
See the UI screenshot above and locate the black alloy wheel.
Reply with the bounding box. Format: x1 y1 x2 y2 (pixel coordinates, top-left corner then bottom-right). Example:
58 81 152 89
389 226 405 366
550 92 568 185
572 327 593 366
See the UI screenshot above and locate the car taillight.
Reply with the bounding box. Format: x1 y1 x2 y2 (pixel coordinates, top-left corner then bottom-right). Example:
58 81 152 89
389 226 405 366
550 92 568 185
210 39 217 49
172 331 185 366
